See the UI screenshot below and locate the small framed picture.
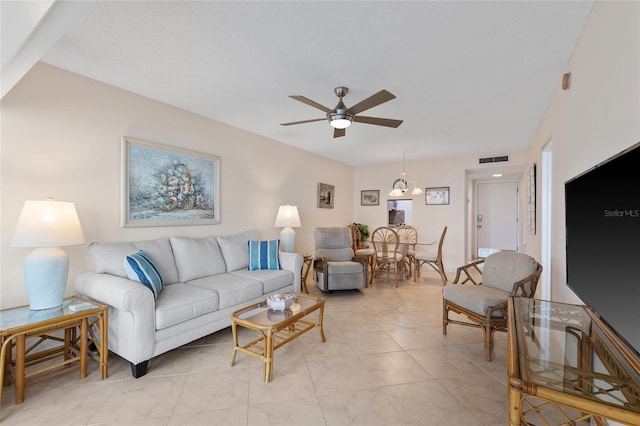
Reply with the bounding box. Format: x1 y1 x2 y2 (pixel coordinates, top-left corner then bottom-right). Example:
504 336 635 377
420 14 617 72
318 183 335 209
360 190 380 206
425 187 450 205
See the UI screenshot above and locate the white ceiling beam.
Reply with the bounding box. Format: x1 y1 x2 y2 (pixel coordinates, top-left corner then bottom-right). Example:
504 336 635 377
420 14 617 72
1 0 94 99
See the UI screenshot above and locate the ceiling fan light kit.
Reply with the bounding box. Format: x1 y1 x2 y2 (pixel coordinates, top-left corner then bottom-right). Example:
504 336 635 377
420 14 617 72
281 86 403 138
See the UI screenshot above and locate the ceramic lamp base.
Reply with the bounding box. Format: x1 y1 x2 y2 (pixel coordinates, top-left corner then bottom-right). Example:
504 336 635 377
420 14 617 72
279 227 296 253
23 247 69 310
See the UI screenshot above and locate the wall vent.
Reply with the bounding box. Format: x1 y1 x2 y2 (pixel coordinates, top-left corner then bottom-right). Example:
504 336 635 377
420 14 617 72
478 155 510 165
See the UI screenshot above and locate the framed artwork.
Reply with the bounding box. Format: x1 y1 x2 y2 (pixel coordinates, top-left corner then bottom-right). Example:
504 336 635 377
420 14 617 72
527 163 536 234
361 190 380 206
318 183 335 209
121 137 220 227
425 187 450 205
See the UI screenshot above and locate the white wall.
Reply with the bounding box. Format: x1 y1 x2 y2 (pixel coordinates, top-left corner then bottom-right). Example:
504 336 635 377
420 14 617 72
525 1 640 303
0 63 353 308
353 151 530 272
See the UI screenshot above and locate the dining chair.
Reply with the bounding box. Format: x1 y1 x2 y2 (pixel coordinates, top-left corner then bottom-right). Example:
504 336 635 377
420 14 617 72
413 226 448 285
371 227 404 287
396 225 418 279
348 224 374 285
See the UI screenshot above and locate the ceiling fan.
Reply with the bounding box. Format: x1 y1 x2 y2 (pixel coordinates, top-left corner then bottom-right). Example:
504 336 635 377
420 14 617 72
280 86 403 138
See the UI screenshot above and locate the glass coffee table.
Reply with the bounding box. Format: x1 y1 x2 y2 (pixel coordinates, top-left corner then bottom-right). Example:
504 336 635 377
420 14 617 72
230 292 325 382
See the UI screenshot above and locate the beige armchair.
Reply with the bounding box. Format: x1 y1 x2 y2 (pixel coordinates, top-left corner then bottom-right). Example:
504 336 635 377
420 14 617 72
443 251 542 361
314 227 367 292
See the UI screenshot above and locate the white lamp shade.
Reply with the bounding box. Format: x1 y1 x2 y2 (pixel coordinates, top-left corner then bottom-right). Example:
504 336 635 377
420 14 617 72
10 199 86 248
274 205 301 228
11 199 85 310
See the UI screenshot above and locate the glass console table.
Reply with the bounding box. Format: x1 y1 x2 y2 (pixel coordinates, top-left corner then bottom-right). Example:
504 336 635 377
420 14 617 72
507 297 640 425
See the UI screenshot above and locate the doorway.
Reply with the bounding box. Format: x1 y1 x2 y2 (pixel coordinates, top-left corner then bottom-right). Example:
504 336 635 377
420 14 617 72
388 199 412 227
540 142 553 300
475 181 519 257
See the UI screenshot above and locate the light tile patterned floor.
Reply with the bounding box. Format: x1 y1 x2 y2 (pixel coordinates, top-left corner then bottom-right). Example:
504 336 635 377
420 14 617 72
0 271 510 425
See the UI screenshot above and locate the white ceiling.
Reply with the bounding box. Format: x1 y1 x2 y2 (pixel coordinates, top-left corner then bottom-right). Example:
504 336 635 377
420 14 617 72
4 1 593 167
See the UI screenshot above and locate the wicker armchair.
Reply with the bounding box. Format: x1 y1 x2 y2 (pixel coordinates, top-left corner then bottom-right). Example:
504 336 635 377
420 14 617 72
443 251 542 361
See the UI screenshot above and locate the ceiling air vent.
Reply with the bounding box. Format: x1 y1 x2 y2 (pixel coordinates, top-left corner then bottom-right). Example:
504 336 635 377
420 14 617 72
478 155 510 165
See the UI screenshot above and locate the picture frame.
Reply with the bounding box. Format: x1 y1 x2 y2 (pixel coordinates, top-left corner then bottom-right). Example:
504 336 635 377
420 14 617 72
360 189 380 206
425 187 450 205
318 183 335 209
121 136 220 227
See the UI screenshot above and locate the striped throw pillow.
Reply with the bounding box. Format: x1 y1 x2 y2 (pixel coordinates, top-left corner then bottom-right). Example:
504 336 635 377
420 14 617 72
124 250 164 299
247 240 281 271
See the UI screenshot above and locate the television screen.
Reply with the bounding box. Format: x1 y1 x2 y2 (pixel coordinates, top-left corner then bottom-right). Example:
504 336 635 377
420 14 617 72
565 141 640 356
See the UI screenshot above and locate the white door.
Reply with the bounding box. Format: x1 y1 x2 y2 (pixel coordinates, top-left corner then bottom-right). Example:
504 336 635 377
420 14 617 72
476 181 519 257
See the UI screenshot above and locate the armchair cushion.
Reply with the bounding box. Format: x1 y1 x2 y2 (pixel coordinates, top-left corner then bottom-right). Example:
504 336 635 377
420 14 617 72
482 251 539 292
315 247 354 262
326 261 364 275
442 284 510 318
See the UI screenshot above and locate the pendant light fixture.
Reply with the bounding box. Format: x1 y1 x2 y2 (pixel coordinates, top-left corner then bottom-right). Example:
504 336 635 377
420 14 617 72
389 150 423 196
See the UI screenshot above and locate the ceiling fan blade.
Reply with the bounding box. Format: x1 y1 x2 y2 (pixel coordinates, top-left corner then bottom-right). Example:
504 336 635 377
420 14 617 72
289 96 333 113
280 118 327 126
346 90 396 115
353 115 403 128
333 128 346 138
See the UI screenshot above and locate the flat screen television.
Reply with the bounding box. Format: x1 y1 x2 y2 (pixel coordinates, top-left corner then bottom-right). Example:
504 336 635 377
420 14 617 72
565 141 640 357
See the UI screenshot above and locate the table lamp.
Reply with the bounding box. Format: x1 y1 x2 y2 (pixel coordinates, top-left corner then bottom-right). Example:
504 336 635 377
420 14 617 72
274 205 301 252
10 198 86 310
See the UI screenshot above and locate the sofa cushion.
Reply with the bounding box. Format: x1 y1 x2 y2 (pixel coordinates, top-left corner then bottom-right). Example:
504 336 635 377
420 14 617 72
248 240 281 271
155 283 219 330
123 250 164 299
186 274 262 309
217 230 259 272
170 236 226 282
89 237 179 284
231 269 294 293
442 284 510 317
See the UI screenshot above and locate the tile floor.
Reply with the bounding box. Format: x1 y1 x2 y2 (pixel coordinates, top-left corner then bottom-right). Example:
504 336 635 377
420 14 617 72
0 271 511 425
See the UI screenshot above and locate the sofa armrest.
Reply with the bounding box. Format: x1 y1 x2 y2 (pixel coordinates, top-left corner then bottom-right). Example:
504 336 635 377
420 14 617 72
74 272 156 364
278 252 303 292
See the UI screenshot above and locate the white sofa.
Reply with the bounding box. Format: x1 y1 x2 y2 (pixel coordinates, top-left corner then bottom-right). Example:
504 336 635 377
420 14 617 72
74 230 302 378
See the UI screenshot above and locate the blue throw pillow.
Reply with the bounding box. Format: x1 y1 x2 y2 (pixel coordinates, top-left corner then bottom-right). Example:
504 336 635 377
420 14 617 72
247 240 281 271
124 250 164 299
